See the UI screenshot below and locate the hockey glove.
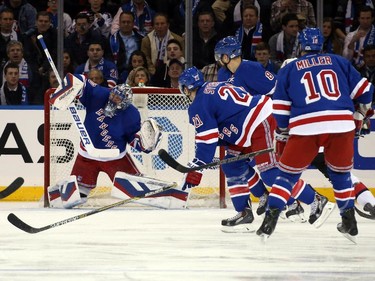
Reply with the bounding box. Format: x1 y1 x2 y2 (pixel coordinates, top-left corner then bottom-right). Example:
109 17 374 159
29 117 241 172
360 108 374 137
181 158 205 190
274 127 289 158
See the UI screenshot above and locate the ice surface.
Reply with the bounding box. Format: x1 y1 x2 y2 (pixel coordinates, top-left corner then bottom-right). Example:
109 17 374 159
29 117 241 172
0 202 374 281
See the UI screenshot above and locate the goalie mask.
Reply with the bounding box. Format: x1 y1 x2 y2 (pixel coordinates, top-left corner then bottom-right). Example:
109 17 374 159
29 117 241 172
104 84 133 117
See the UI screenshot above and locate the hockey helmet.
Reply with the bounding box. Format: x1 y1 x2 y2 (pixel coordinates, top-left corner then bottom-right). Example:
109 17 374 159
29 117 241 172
104 84 133 117
178 66 204 96
214 36 242 62
298 28 324 52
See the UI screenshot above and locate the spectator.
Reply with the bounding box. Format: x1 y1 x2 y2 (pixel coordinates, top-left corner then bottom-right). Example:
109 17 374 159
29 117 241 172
150 38 185 86
111 0 155 37
63 49 77 75
268 13 300 72
126 65 151 87
40 68 59 104
233 0 261 27
201 62 220 82
24 11 57 79
322 17 343 55
334 0 375 38
141 13 184 75
343 6 375 70
64 12 108 66
118 49 148 84
0 9 21 67
46 0 72 37
270 0 316 33
76 0 113 38
88 68 107 87
74 42 118 88
0 62 29 105
165 58 184 88
1 41 34 90
170 0 216 36
193 10 220 69
359 44 375 103
109 11 143 77
254 42 278 74
0 0 37 36
235 5 263 61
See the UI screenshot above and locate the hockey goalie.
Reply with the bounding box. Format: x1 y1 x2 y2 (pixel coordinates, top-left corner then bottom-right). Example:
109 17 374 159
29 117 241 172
47 73 188 209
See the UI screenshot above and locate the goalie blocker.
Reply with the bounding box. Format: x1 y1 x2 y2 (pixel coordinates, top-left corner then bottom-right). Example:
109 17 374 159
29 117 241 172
48 173 187 209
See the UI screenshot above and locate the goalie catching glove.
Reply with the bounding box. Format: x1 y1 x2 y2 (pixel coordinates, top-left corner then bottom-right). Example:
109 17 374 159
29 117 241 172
181 158 205 190
130 118 162 153
274 127 289 158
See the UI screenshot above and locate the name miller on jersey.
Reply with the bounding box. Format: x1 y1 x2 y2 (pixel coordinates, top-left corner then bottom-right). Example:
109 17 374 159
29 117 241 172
296 55 332 70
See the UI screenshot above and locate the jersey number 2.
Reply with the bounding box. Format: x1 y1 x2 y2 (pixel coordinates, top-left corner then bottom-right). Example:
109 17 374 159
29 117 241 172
301 70 340 104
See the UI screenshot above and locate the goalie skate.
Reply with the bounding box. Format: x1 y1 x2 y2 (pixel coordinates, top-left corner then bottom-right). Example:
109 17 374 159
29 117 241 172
221 207 255 233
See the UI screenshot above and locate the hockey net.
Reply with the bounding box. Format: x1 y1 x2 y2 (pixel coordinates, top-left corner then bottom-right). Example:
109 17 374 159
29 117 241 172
44 87 228 208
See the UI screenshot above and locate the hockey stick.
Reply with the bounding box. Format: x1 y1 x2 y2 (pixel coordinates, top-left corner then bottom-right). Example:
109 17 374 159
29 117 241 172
0 177 24 199
37 35 119 158
8 182 177 234
355 206 375 220
158 147 274 173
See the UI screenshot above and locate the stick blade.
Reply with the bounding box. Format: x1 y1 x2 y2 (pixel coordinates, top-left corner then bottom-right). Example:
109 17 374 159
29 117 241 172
158 149 190 173
0 177 24 199
7 213 43 234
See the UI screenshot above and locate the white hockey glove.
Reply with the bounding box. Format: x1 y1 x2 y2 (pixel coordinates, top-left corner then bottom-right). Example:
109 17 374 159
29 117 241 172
181 158 205 190
354 103 373 138
274 127 289 158
135 118 162 152
49 73 84 110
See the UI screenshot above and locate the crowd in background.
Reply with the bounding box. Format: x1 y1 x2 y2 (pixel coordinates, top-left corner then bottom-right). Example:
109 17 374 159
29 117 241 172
0 0 375 105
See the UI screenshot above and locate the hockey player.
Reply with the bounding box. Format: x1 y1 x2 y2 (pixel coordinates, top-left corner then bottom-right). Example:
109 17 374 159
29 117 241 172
214 35 329 223
215 36 276 97
257 28 374 243
47 73 169 208
178 66 332 232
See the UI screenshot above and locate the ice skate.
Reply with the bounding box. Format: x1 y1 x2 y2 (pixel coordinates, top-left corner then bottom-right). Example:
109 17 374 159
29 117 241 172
256 191 268 216
221 207 255 233
256 208 280 242
337 208 358 244
355 203 375 220
309 193 335 228
285 201 307 223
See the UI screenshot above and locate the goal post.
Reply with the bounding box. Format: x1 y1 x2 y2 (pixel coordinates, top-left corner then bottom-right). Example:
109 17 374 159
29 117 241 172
44 87 227 208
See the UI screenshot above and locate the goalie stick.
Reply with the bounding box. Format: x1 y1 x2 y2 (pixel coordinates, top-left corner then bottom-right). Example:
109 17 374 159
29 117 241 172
37 35 119 158
0 177 24 199
8 182 177 234
158 147 274 173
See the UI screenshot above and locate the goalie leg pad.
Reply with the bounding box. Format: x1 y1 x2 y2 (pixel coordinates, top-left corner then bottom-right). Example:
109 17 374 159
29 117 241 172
60 176 86 209
47 183 63 208
112 172 187 208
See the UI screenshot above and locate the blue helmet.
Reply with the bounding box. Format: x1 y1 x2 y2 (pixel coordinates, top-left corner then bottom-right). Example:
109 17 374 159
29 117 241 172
298 28 324 52
178 66 204 95
214 36 242 61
